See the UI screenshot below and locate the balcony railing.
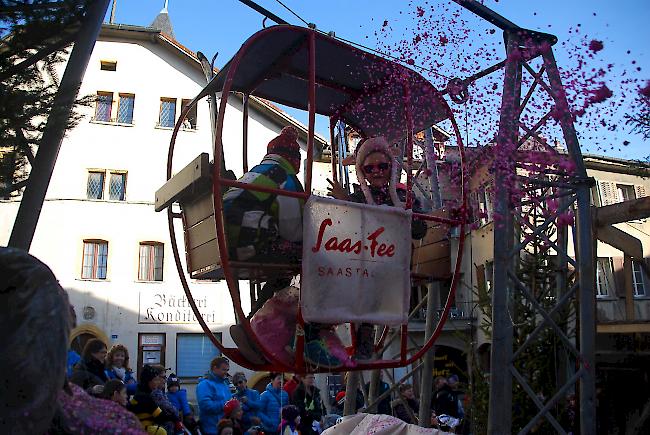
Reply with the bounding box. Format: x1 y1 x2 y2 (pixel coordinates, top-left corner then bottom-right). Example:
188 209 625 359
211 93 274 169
410 301 476 324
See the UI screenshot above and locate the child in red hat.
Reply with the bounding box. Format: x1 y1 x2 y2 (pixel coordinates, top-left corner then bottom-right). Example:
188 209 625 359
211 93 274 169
218 398 244 435
223 126 305 313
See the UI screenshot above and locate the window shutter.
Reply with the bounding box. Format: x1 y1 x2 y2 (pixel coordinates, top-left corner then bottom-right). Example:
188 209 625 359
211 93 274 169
176 334 220 378
635 185 647 199
598 181 618 206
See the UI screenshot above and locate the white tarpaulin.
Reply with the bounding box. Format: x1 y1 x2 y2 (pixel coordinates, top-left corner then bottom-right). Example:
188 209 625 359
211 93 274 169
301 196 412 325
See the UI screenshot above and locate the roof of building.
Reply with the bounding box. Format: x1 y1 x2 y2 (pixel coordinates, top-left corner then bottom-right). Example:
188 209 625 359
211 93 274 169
98 23 328 152
150 6 175 38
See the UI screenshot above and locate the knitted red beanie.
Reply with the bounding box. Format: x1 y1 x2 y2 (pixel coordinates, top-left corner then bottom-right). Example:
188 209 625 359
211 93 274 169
267 126 301 170
223 398 241 418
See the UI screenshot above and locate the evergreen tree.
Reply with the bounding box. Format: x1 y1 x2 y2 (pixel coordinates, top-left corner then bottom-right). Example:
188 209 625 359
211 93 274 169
470 181 576 433
0 0 91 198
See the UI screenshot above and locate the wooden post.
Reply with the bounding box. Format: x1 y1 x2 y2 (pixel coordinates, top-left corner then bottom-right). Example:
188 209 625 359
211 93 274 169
343 371 360 416
418 282 439 426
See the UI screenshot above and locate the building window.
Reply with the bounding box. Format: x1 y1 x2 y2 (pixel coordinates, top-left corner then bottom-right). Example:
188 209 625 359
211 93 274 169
86 171 105 199
95 92 113 122
596 257 614 298
139 242 164 281
108 172 126 201
100 60 117 71
469 186 493 225
176 333 221 378
117 94 135 124
632 261 646 297
616 184 636 202
82 240 108 279
181 99 197 129
159 98 176 128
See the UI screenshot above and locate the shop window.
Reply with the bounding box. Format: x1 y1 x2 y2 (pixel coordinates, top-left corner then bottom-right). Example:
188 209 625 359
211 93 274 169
137 333 166 374
138 242 164 281
81 240 108 279
176 333 221 378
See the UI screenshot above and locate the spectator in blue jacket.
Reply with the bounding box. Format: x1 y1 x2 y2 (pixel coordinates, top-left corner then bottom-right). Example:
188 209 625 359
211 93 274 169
258 373 290 435
197 356 234 435
232 372 261 430
66 305 80 377
104 343 137 396
167 373 199 432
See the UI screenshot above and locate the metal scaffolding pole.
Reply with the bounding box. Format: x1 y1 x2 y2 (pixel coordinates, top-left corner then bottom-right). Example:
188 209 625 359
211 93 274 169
8 0 111 250
418 282 439 427
487 33 521 434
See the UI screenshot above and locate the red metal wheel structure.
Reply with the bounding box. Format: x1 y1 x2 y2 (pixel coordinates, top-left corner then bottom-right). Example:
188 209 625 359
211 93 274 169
156 25 468 373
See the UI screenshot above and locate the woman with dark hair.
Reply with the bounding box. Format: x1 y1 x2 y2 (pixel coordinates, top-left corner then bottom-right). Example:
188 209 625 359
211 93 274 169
106 343 137 395
70 338 109 391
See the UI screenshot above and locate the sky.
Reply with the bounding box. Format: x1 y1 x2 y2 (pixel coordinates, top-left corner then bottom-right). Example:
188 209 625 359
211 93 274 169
105 0 650 160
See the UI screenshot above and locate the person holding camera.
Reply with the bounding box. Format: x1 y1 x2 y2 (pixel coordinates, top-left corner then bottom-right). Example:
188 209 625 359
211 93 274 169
232 372 261 431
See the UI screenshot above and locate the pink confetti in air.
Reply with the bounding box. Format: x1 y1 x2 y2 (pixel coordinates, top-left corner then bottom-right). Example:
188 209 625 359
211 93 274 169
589 84 613 104
640 81 650 98
588 39 604 53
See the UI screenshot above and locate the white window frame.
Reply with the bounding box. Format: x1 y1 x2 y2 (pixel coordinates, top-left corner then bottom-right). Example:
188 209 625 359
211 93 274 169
158 97 177 128
108 171 127 201
632 260 647 297
138 242 164 282
596 257 614 298
94 91 113 122
616 183 636 203
86 170 105 200
87 169 127 201
117 93 135 125
81 240 108 280
180 98 198 130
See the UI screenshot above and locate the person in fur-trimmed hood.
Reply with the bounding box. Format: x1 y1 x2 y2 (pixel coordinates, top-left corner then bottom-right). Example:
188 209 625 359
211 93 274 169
327 136 427 361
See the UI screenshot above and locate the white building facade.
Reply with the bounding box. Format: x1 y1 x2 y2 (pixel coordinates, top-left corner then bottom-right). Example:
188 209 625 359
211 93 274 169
0 22 326 394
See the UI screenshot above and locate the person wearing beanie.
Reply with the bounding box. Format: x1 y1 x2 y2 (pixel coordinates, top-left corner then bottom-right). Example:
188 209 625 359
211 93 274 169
278 404 300 435
326 135 427 361
166 373 198 432
219 399 244 435
223 126 305 315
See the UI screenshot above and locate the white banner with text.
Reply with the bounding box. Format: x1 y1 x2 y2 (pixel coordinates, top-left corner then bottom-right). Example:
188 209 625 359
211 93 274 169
300 196 412 325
